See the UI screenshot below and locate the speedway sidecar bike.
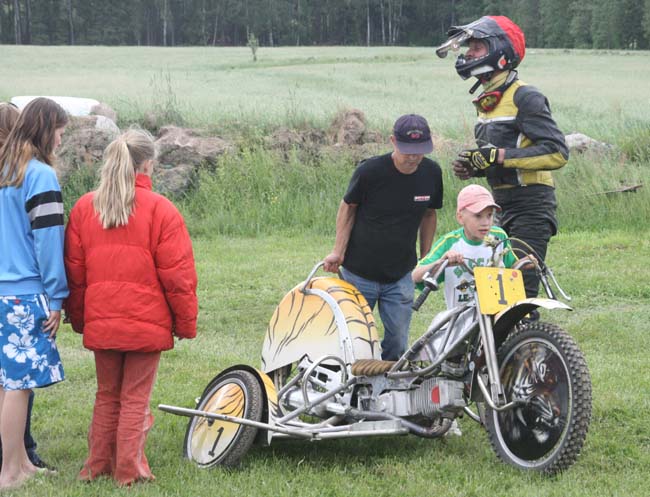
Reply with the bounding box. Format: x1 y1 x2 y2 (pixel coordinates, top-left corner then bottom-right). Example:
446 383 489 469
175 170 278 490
159 243 592 475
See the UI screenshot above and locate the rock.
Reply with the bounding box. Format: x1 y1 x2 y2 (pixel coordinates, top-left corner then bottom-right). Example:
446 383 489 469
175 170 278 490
56 115 120 182
155 126 233 166
154 163 196 197
142 111 165 132
90 103 118 123
264 127 326 151
328 109 367 146
154 126 234 196
565 132 613 154
362 129 385 145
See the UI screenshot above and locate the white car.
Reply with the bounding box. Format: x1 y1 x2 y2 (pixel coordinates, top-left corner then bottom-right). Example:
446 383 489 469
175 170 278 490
11 96 100 116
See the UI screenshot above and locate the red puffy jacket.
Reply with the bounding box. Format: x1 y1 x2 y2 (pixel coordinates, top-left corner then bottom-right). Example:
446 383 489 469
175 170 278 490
64 174 198 352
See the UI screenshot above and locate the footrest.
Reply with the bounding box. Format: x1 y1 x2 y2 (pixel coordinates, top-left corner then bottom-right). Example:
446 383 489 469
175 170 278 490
351 359 396 376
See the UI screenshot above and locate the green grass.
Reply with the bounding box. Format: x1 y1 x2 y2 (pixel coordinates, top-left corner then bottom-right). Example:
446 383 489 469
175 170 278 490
2 45 650 495
2 46 650 141
16 231 650 497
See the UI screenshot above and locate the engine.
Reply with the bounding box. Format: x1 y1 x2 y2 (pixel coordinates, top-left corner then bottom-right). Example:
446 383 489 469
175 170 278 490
372 378 466 417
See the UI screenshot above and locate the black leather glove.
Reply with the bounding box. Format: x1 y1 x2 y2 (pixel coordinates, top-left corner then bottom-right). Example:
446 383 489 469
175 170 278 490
458 147 499 171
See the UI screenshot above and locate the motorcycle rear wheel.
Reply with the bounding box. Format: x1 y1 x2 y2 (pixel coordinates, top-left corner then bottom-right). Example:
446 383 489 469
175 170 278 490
484 322 591 474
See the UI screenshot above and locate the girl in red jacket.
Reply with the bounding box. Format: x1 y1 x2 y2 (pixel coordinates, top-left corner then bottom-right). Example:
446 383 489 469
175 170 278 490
65 128 198 486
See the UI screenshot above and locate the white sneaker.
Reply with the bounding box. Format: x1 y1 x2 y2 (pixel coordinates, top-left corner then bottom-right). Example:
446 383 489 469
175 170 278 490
445 419 462 437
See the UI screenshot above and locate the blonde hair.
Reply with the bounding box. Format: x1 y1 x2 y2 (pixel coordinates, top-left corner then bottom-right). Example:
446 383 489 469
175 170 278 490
93 128 155 229
0 98 68 187
0 103 20 148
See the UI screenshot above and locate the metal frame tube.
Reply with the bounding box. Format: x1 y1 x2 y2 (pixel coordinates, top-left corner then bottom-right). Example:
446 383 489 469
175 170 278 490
300 355 348 409
158 404 313 438
277 377 357 424
474 375 522 412
477 313 504 403
271 428 409 440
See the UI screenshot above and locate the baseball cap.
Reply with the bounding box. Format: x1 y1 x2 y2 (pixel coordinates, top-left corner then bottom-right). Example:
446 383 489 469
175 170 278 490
456 184 501 214
392 114 433 154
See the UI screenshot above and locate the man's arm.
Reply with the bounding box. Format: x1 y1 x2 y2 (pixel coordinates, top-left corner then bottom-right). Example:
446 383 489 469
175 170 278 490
323 200 358 273
418 208 437 258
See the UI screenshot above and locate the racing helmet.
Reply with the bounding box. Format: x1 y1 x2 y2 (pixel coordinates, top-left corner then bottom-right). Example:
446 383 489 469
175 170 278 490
436 16 526 81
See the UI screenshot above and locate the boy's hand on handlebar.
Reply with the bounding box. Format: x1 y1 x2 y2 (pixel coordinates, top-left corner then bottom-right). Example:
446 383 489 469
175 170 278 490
323 253 343 273
517 254 538 270
443 250 465 266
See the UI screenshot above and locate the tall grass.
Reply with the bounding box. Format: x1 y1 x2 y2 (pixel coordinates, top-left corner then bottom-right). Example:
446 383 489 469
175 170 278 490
172 144 650 237
59 138 650 237
179 147 353 236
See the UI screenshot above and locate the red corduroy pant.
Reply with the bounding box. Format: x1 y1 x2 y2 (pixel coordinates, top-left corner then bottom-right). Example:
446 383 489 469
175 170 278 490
79 350 161 486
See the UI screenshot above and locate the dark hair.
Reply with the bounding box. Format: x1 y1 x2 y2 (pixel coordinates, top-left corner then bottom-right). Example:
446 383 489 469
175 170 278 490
0 97 68 187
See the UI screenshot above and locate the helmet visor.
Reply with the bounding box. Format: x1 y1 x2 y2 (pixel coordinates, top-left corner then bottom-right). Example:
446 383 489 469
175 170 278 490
435 31 472 58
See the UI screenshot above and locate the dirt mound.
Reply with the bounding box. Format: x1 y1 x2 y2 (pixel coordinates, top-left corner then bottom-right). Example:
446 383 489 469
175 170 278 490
328 108 367 146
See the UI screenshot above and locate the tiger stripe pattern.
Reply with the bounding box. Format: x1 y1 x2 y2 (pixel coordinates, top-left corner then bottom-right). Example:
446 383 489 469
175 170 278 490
262 277 380 373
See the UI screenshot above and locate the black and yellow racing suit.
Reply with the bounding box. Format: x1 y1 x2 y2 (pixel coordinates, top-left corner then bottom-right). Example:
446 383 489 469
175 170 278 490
473 76 569 298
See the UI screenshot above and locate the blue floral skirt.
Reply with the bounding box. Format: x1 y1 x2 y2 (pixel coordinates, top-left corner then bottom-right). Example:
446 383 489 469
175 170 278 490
0 294 65 391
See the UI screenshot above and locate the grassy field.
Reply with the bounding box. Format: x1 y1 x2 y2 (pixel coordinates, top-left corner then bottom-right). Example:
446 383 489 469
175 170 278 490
3 45 650 141
1 45 649 495
17 231 650 497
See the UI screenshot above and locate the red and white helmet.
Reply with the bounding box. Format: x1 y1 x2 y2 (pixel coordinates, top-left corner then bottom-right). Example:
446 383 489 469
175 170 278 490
436 16 526 81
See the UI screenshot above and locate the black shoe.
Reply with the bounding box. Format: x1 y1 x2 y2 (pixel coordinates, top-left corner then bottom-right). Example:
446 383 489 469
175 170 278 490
29 452 58 473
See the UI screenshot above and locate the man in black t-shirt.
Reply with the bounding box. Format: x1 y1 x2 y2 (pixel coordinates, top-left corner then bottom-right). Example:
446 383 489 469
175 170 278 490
324 114 443 361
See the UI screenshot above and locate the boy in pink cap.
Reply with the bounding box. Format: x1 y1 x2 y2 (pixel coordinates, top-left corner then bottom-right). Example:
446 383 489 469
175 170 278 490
413 184 517 310
412 184 518 437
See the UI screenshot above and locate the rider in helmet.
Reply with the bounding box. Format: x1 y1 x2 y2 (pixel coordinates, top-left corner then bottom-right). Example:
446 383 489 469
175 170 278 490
437 15 526 88
436 16 569 307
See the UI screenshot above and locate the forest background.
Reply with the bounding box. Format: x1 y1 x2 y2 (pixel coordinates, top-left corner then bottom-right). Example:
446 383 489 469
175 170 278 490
3 0 650 50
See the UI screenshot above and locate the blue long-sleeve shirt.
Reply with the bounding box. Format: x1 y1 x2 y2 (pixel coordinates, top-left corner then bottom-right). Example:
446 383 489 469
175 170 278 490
0 158 69 310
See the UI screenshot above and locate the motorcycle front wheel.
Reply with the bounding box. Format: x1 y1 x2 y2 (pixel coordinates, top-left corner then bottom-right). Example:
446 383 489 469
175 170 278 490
484 322 592 474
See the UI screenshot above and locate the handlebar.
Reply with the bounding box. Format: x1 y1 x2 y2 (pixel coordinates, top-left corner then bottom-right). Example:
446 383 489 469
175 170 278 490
488 236 572 302
301 261 325 293
412 259 449 311
538 264 572 302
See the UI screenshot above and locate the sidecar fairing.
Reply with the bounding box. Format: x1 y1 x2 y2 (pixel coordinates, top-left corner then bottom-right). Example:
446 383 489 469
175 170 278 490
261 276 381 374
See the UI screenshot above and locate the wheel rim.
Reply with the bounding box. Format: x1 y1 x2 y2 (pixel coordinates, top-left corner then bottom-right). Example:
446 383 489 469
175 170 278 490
493 337 572 466
188 379 247 466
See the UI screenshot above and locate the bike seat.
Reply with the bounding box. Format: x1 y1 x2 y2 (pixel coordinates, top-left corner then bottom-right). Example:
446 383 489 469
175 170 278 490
351 359 396 377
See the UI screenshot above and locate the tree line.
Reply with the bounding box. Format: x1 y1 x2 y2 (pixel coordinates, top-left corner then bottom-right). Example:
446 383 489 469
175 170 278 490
2 0 650 49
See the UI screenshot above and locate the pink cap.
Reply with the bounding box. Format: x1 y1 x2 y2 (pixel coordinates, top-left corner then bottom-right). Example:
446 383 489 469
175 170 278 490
456 184 501 214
